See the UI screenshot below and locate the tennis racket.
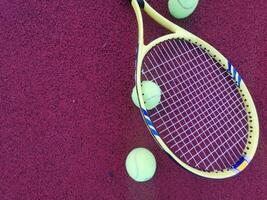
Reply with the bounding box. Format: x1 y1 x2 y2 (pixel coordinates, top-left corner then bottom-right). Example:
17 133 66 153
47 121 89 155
130 0 259 179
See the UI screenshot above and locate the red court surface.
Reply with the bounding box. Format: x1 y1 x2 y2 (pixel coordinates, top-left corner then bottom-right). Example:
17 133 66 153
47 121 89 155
0 0 266 199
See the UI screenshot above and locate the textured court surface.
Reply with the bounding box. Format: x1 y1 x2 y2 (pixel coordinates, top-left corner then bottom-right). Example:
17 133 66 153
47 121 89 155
0 0 266 199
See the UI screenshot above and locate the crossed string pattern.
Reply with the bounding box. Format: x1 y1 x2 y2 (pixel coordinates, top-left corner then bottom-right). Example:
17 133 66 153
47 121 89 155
142 39 248 171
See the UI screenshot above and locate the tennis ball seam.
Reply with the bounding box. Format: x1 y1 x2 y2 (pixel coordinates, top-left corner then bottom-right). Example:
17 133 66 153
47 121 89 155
176 0 198 10
144 94 161 103
135 150 154 181
133 152 139 180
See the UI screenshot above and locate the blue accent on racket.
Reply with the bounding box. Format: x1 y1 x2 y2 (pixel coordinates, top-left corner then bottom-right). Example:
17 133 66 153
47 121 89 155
142 108 159 136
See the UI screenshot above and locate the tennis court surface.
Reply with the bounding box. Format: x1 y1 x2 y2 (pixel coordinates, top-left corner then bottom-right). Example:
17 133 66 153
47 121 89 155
0 0 266 199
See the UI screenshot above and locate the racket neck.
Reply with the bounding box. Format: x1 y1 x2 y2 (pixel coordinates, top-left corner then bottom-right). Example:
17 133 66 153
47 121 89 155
143 2 178 33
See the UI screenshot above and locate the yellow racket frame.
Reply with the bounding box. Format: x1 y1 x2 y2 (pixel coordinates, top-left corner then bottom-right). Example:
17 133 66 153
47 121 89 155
132 0 259 179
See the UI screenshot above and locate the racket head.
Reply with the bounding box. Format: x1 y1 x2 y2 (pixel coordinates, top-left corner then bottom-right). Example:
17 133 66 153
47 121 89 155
132 1 259 179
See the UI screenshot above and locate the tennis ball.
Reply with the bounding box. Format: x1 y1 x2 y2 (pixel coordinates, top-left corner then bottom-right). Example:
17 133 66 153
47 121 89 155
168 0 199 19
125 147 157 182
131 81 161 110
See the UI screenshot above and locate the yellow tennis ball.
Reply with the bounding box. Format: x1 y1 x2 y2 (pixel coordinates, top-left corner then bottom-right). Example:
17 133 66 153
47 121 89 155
168 0 199 19
125 147 157 182
131 81 161 110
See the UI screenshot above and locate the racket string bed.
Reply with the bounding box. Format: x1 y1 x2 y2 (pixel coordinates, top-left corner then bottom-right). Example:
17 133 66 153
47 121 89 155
142 39 248 171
